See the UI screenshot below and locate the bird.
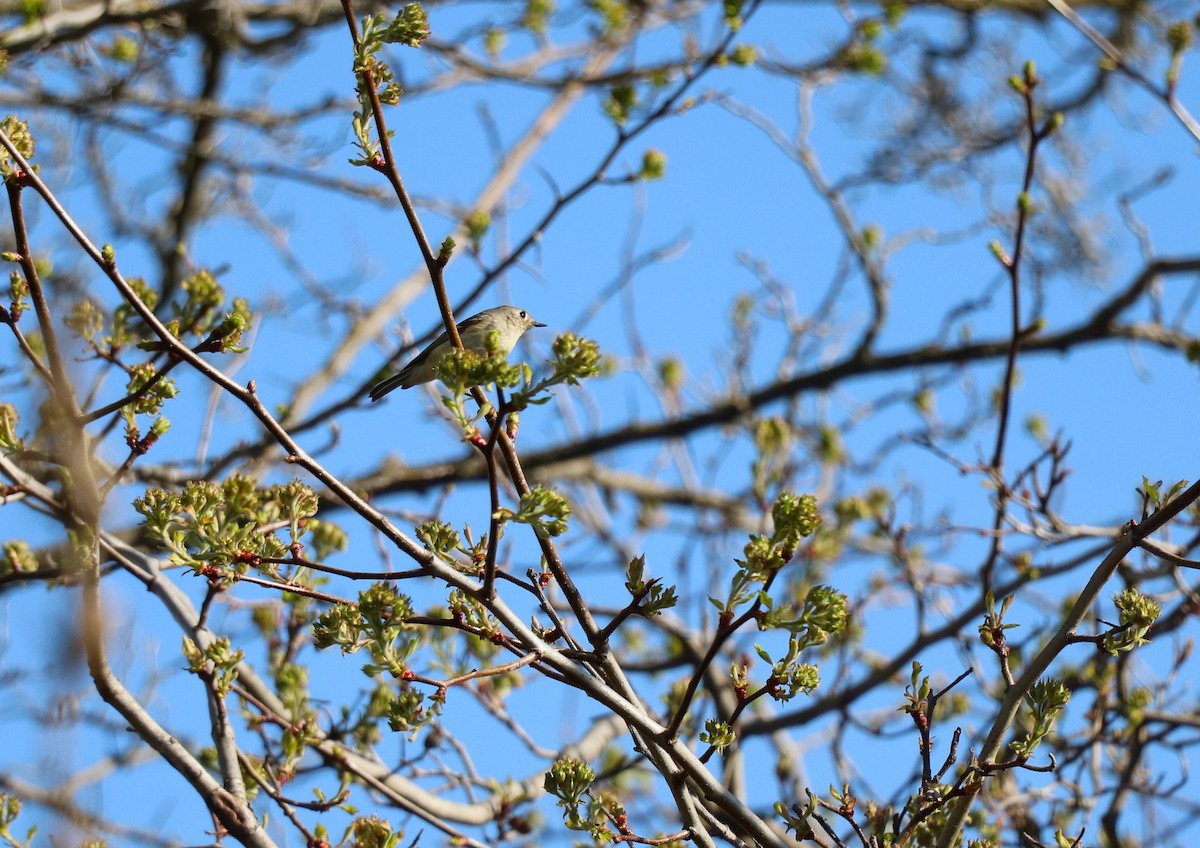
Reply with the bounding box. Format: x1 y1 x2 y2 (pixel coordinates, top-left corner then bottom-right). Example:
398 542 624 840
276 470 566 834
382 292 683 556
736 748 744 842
369 305 546 401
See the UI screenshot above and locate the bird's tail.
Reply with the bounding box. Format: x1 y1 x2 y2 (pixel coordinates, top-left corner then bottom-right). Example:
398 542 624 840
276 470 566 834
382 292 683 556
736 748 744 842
368 373 409 401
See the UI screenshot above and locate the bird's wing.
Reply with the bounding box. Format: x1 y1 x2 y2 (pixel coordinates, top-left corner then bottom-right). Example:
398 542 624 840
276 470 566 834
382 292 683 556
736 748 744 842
455 311 492 333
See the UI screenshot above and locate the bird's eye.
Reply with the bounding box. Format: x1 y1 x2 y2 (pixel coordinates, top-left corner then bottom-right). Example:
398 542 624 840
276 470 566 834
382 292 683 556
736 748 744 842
519 311 527 318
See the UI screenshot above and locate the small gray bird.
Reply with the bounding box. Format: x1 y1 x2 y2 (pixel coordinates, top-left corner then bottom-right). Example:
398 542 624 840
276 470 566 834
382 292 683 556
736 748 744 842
369 305 546 400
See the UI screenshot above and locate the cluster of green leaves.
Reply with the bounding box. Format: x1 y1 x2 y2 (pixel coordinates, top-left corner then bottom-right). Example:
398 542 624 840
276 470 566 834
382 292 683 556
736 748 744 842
700 717 736 754
522 0 553 34
181 635 244 697
62 271 251 442
493 484 572 539
349 5 430 166
69 271 251 356
313 582 418 673
1165 18 1194 87
4 262 29 325
1103 587 1161 655
0 115 34 178
434 331 601 438
751 416 790 501
639 149 667 180
718 492 821 608
506 332 602 410
805 487 891 565
312 583 439 738
1139 476 1190 511
0 540 37 578
624 554 678 616
433 330 528 434
900 661 932 721
446 588 502 639
603 83 639 126
415 519 496 575
543 757 625 842
834 17 889 76
749 584 846 703
0 791 35 848
1011 678 1071 760
171 270 251 352
340 814 405 848
775 792 819 840
134 477 342 576
708 494 845 718
437 343 528 429
0 404 19 454
978 592 1018 655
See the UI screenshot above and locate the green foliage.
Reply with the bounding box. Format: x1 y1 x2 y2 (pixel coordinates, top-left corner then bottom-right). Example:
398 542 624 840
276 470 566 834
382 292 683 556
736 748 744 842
0 115 34 177
639 148 667 180
181 635 244 697
349 8 428 165
382 685 434 736
312 583 418 675
772 491 821 556
343 814 404 848
1167 20 1193 54
110 277 157 348
759 584 848 647
624 554 679 615
731 491 820 583
544 756 620 840
700 718 735 753
775 792 818 840
753 638 821 701
6 268 28 322
839 43 886 75
437 344 525 400
134 477 329 576
305 519 349 561
379 4 431 48
544 755 595 804
493 484 572 538
817 425 844 463
104 34 139 62
0 404 22 452
836 22 888 76
524 0 554 34
507 332 602 413
1 541 37 578
723 0 744 31
657 356 684 390
448 588 501 637
751 415 790 500
728 43 757 66
483 27 505 58
67 270 251 361
465 208 491 247
210 296 252 353
1140 476 1189 510
1011 678 1070 760
65 298 104 344
978 592 1019 651
590 0 628 33
0 791 35 848
123 361 178 415
900 661 931 717
603 83 638 125
1103 587 1160 655
415 519 461 562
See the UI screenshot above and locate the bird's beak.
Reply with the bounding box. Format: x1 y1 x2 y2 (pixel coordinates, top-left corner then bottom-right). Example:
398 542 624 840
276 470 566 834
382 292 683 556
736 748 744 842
533 321 547 328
